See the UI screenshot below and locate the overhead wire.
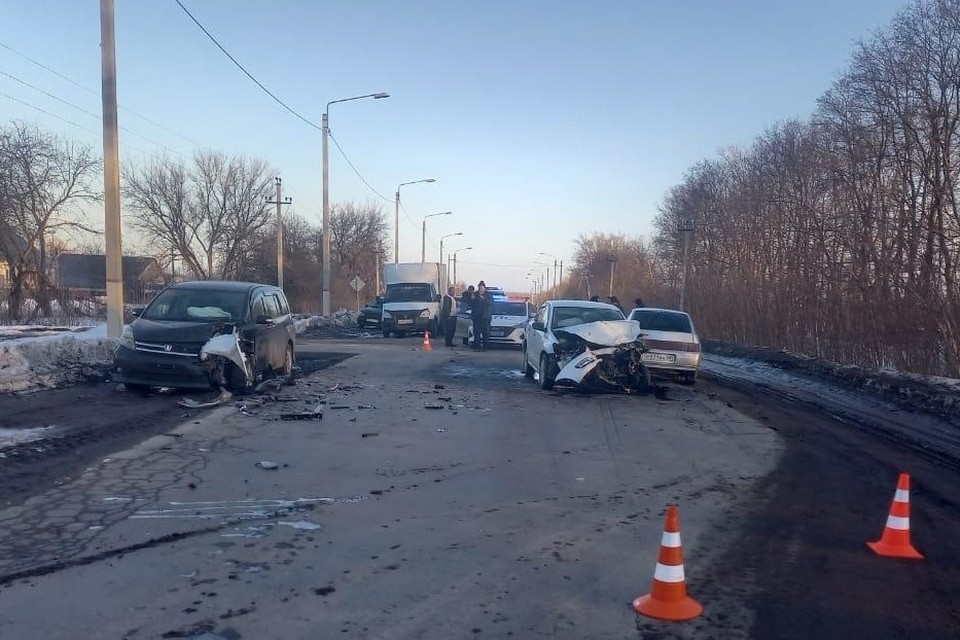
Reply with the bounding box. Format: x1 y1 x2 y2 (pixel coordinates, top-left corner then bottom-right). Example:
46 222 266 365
172 0 394 205
0 69 186 157
0 90 154 156
0 39 202 148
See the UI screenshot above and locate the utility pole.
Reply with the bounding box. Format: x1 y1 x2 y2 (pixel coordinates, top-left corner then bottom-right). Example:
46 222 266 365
552 260 558 291
678 219 695 311
265 176 292 290
100 0 123 338
558 260 563 295
321 111 331 315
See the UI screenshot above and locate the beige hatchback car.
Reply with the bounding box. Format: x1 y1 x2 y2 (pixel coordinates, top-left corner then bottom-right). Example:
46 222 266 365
627 307 701 385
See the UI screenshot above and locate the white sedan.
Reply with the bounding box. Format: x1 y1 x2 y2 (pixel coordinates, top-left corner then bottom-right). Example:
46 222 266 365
523 299 651 392
467 299 532 348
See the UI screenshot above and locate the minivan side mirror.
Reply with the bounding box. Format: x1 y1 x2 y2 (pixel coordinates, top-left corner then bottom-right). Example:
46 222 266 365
255 314 274 325
130 308 143 318
531 321 545 332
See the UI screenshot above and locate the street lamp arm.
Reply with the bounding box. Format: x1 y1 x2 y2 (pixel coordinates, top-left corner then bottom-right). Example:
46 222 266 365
326 92 390 114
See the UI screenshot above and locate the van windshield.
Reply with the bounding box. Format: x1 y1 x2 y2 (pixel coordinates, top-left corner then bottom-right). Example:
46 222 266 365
142 289 248 322
384 284 434 303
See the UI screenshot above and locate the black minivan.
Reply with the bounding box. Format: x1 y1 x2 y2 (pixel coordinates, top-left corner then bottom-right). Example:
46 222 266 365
113 281 295 392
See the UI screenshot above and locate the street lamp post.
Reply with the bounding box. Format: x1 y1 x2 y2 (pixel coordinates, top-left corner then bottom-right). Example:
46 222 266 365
538 252 558 291
422 211 452 262
322 91 389 316
451 246 472 286
395 179 436 263
439 231 463 269
607 254 618 297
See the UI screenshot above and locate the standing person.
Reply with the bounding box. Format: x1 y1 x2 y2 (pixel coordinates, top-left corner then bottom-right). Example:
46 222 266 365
634 296 646 309
462 285 475 307
470 283 492 351
608 295 624 314
441 286 457 347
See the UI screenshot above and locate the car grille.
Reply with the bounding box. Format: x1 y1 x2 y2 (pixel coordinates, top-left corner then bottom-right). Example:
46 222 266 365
393 310 421 322
134 341 203 357
642 339 700 352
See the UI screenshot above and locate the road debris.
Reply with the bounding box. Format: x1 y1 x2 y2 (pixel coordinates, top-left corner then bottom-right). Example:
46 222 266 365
361 432 379 438
279 408 323 421
278 520 322 531
424 404 444 410
179 389 233 409
255 461 280 470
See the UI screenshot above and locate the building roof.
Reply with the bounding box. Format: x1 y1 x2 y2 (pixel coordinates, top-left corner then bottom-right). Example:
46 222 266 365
57 254 161 290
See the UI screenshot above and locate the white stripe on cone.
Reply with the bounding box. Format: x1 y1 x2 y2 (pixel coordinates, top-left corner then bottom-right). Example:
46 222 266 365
894 489 910 502
660 531 681 548
886 515 910 530
653 562 685 583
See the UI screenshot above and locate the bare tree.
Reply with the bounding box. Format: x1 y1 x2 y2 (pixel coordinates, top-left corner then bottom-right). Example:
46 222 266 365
328 201 389 305
0 122 101 320
123 150 275 280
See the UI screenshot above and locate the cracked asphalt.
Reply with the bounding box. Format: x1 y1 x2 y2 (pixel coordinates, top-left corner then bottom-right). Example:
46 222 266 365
0 335 957 639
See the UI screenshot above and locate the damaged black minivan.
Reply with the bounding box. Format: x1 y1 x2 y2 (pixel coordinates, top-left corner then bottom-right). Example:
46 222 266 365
113 281 295 393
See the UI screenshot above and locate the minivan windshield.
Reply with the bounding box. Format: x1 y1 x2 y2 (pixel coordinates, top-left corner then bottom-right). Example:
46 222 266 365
629 310 693 333
142 288 248 322
384 284 434 303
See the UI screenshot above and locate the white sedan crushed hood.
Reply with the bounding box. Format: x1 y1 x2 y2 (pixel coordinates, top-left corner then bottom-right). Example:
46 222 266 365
554 320 643 346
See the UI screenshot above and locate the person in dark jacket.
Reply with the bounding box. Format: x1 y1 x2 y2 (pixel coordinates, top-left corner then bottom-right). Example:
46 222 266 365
470 283 492 350
441 286 457 347
608 295 624 314
634 296 646 308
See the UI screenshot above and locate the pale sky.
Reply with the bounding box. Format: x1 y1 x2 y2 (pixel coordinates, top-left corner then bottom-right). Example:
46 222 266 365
1 0 910 291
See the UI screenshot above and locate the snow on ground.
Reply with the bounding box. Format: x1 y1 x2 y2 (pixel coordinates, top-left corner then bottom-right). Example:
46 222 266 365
0 323 114 394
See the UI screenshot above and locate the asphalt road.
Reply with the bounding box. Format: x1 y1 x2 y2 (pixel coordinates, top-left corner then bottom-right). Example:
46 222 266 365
0 335 957 639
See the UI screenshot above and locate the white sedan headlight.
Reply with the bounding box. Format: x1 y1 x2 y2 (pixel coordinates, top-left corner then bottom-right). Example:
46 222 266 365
118 325 135 350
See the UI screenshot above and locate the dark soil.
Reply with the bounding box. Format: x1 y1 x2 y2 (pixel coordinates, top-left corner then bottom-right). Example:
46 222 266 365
697 376 960 639
704 339 960 423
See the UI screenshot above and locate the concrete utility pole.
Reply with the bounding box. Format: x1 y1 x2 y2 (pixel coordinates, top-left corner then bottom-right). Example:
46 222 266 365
558 260 563 295
395 179 436 263
100 0 123 338
265 176 292 290
678 219 695 311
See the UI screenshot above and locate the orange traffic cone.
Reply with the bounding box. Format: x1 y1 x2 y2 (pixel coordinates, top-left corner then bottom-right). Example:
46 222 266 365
633 505 703 621
423 331 432 352
867 472 923 559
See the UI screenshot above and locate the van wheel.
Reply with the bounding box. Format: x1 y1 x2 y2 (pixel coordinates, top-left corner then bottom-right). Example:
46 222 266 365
538 354 554 390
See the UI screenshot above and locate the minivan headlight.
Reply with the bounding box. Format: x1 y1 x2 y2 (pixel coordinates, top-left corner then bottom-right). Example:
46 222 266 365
118 325 135 350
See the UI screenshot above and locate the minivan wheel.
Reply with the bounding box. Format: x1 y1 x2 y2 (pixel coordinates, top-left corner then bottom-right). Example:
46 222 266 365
282 343 294 378
227 362 252 395
123 383 151 393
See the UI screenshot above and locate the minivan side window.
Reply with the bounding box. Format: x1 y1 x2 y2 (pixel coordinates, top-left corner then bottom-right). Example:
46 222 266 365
251 293 267 320
263 294 281 318
275 291 290 315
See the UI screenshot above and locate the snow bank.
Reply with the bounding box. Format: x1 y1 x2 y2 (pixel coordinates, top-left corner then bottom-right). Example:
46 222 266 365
293 315 323 333
0 323 114 393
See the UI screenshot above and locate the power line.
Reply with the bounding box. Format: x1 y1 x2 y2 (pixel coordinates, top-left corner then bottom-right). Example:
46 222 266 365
0 39 202 147
169 3 395 206
328 130 393 203
173 0 320 133
0 69 185 157
0 90 153 157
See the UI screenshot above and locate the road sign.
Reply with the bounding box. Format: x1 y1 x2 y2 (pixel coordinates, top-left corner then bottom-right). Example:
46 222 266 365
350 276 366 292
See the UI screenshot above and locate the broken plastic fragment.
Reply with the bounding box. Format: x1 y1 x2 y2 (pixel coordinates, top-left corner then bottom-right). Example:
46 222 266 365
200 330 251 382
256 461 280 470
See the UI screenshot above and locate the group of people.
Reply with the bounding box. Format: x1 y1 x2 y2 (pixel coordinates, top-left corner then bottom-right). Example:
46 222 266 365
439 280 494 350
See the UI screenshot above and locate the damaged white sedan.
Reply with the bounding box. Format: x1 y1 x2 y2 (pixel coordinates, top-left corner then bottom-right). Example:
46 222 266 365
522 300 652 393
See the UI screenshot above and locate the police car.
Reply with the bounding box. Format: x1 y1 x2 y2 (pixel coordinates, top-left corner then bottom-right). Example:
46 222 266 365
467 298 533 348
